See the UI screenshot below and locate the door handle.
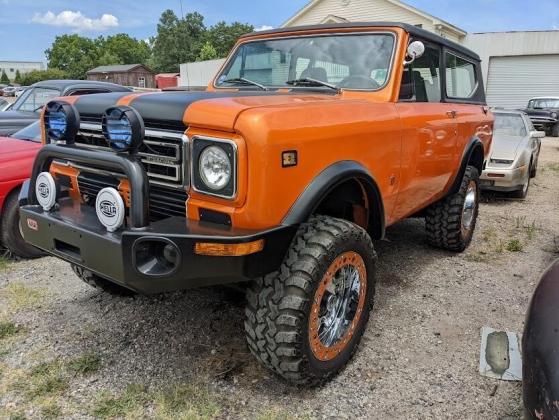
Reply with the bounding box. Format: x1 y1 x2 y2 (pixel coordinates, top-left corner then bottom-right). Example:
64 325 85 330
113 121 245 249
446 110 458 119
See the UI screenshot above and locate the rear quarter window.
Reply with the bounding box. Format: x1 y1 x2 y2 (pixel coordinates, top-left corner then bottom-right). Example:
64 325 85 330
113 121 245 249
445 53 478 99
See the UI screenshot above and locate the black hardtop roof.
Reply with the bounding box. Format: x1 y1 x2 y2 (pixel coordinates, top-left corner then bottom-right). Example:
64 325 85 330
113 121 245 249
30 79 132 93
241 22 480 61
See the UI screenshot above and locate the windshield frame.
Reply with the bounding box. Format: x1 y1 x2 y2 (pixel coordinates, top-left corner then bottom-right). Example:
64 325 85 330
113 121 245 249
213 31 398 93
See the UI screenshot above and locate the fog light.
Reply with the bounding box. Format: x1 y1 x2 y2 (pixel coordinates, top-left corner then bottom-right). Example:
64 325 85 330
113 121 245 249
35 172 57 211
95 187 125 232
163 243 179 265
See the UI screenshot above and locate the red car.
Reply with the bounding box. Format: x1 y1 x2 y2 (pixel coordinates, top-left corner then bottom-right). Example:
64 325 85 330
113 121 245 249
0 122 43 257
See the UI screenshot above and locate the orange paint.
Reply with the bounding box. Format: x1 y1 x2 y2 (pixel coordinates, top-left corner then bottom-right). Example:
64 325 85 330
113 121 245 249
49 162 81 201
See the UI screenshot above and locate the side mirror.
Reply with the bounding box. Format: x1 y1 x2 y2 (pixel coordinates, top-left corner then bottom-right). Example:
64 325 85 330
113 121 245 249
530 130 545 139
404 41 425 66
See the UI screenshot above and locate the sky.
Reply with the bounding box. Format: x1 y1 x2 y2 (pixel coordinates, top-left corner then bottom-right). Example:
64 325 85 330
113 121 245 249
1 0 558 62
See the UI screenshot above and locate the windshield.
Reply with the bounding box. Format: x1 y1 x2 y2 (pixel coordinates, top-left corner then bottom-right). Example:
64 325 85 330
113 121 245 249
216 33 395 91
494 114 527 137
10 121 42 142
12 87 60 112
528 99 559 109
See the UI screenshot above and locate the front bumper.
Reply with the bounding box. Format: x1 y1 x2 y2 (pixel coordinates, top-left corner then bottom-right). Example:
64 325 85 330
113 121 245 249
20 199 296 294
529 117 557 130
480 165 527 191
19 144 297 294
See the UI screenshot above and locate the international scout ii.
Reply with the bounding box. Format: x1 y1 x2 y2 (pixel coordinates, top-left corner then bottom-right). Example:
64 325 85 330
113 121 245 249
20 22 493 384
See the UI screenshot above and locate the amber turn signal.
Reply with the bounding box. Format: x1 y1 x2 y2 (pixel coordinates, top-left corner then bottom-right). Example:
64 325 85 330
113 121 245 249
194 239 265 256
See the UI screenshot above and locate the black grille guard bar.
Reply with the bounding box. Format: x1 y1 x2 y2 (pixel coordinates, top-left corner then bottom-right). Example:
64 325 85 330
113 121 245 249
28 144 150 229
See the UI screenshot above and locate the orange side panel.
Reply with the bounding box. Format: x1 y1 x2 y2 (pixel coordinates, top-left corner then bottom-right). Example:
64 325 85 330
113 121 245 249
49 163 81 202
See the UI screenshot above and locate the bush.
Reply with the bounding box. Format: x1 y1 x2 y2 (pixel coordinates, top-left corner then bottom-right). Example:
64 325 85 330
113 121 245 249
19 69 69 86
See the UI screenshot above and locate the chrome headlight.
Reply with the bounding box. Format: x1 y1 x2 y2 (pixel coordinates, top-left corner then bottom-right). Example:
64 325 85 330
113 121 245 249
551 112 558 119
102 106 144 153
199 146 232 190
44 101 80 143
192 137 236 198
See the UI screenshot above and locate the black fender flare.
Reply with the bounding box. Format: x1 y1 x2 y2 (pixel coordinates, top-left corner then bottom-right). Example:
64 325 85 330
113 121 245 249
281 161 385 239
449 137 485 195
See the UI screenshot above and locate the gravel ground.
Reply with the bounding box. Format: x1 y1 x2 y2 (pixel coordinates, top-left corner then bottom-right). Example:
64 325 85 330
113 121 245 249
1 138 558 419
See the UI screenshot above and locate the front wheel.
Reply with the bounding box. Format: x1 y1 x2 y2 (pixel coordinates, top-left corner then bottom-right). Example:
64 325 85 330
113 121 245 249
552 123 559 138
511 172 531 199
244 215 376 385
1 190 46 259
425 166 480 252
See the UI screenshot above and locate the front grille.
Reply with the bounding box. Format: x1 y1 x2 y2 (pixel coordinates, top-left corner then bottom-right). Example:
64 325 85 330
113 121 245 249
75 123 187 189
76 172 187 222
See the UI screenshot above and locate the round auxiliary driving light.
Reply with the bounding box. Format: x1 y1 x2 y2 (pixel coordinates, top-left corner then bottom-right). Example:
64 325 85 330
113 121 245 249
95 188 125 232
35 172 58 211
44 101 80 143
102 106 144 153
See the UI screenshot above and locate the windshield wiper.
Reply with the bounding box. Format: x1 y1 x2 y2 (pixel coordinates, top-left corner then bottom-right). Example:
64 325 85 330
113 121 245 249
286 77 341 93
222 77 269 91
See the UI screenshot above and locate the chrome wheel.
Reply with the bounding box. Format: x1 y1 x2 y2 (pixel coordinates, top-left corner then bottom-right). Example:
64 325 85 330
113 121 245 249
461 180 477 236
309 251 367 361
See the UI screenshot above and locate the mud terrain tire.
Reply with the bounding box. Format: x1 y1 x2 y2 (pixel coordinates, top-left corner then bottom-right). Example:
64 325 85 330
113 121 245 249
244 215 376 385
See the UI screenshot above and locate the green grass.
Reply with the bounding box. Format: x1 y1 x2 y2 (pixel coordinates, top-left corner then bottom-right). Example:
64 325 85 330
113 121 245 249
0 322 19 340
0 256 9 270
92 382 221 419
506 239 524 252
0 283 44 312
41 402 63 419
25 361 69 399
67 353 102 376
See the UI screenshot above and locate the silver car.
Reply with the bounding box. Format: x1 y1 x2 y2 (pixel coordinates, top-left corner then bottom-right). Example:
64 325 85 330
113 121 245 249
480 111 544 198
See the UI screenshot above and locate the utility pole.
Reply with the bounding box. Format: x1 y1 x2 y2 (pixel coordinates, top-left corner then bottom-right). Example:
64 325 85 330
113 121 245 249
179 0 184 19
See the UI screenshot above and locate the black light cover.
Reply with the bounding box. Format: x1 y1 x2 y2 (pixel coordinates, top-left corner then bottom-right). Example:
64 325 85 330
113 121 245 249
44 101 80 144
102 106 145 153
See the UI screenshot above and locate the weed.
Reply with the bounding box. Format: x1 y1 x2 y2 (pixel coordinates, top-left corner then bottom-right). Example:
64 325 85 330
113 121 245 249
92 384 149 419
0 256 9 270
67 354 102 376
506 239 523 252
0 283 44 311
155 383 220 419
465 253 489 263
0 322 19 340
41 402 63 419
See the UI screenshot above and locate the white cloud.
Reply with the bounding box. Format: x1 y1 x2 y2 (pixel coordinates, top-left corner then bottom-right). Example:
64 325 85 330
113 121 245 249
255 25 274 31
31 10 119 31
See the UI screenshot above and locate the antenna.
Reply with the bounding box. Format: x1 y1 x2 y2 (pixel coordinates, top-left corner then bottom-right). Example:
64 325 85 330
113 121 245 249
179 0 184 19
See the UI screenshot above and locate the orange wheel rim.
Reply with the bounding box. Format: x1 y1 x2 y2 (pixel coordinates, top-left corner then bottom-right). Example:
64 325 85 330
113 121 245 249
309 251 367 362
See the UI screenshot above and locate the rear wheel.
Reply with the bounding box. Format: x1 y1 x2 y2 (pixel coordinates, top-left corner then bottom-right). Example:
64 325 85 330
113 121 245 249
244 215 376 385
425 166 480 252
71 264 136 296
1 190 46 259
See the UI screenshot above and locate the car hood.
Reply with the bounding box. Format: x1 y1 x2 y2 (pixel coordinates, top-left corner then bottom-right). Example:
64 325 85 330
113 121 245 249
489 134 525 161
523 108 558 118
0 136 41 161
71 90 341 132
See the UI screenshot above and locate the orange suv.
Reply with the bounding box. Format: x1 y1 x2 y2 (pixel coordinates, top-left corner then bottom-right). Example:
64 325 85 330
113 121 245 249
20 22 493 384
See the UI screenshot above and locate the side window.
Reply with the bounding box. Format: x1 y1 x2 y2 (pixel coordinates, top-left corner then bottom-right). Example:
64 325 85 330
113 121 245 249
445 53 477 99
399 43 441 102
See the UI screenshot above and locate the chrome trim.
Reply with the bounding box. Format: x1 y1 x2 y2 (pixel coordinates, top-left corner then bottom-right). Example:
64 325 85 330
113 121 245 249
80 123 184 140
190 136 237 200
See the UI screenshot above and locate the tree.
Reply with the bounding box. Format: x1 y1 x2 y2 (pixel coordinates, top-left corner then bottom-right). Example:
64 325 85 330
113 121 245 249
206 22 254 58
197 41 218 61
46 34 100 79
100 33 151 65
14 70 22 84
19 69 68 86
150 10 206 72
0 70 9 84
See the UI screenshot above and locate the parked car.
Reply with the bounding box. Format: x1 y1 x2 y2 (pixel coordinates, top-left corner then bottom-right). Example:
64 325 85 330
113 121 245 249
0 80 132 136
0 122 43 257
522 259 559 419
0 98 10 112
522 97 559 137
480 111 544 198
19 22 493 384
15 86 27 97
2 86 17 97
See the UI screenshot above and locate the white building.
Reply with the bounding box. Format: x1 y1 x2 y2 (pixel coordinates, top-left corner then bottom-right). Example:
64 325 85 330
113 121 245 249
179 59 225 88
0 61 44 81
